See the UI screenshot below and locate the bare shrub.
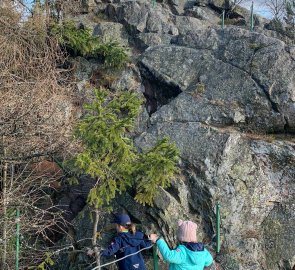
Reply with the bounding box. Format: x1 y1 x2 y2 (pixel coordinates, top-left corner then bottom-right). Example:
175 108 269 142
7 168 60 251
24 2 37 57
0 160 72 269
0 7 78 160
0 5 79 269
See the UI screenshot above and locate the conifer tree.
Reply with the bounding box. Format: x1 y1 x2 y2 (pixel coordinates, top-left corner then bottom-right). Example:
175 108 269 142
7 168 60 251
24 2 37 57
74 88 179 208
73 87 179 268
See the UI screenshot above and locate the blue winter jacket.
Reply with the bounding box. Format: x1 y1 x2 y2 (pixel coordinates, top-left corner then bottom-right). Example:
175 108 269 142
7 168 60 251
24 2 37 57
156 239 213 270
101 231 152 270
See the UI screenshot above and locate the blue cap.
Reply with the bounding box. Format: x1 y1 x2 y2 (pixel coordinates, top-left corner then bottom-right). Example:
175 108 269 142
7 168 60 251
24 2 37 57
112 214 131 226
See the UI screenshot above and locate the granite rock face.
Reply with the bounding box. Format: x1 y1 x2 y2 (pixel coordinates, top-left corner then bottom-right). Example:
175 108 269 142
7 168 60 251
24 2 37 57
140 30 295 133
177 27 295 131
58 1 295 269
135 124 295 270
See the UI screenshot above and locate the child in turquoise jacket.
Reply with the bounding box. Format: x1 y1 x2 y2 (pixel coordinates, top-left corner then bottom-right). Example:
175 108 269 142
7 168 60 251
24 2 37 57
150 220 213 270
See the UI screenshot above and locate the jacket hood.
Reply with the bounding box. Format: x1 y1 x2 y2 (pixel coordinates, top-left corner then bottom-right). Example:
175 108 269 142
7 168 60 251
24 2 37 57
181 242 207 264
183 242 205 251
119 231 147 247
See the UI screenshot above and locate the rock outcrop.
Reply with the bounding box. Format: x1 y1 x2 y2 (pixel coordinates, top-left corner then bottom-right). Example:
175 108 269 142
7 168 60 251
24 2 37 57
58 1 295 269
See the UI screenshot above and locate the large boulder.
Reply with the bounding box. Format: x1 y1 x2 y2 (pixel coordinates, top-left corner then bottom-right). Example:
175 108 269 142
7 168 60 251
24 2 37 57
105 0 212 46
135 116 295 270
139 44 292 133
93 21 129 45
177 27 295 132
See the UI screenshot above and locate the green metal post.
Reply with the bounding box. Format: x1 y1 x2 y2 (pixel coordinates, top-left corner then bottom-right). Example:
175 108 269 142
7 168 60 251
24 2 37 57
216 202 220 253
250 1 254 32
152 0 156 8
153 245 159 270
221 10 225 30
15 208 20 270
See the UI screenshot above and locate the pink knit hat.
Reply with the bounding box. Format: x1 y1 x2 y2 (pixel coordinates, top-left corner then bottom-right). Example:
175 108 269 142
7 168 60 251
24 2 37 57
177 220 198 242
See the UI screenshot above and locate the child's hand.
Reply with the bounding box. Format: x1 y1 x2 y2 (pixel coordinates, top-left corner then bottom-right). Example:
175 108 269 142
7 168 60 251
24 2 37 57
149 234 159 243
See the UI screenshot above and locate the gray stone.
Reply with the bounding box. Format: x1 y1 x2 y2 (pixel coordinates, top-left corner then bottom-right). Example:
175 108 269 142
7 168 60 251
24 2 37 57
175 28 295 132
145 8 175 33
135 32 174 49
73 56 100 81
111 66 142 91
174 15 210 34
168 0 195 15
135 119 295 269
93 22 129 45
185 6 220 23
106 2 151 33
263 203 295 270
208 0 225 10
140 45 288 132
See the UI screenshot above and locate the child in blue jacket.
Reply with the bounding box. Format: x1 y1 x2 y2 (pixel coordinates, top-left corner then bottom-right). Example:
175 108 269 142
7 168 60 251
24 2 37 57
101 213 152 270
150 220 213 270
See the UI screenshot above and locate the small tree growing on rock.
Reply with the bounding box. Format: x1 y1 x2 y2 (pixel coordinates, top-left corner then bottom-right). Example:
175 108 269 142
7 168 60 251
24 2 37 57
73 87 180 268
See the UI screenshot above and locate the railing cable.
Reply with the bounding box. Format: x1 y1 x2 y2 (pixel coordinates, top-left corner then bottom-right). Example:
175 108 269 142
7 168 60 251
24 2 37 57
90 245 154 270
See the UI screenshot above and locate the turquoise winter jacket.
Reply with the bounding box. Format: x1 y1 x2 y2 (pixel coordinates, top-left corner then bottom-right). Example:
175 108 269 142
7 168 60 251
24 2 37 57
156 239 213 270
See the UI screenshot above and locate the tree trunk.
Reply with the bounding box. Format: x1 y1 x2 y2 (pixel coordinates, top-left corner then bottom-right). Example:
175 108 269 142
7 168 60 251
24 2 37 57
92 208 101 268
